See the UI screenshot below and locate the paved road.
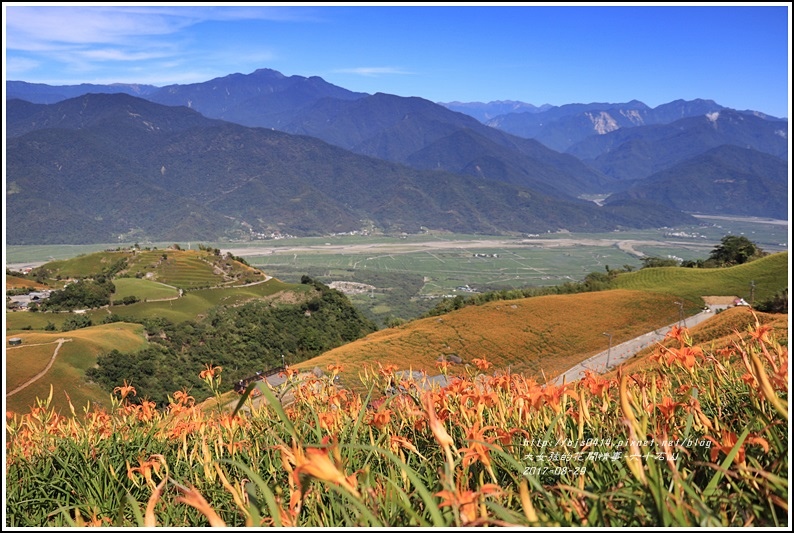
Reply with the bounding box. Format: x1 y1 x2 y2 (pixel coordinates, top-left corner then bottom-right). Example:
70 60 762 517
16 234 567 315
551 304 728 386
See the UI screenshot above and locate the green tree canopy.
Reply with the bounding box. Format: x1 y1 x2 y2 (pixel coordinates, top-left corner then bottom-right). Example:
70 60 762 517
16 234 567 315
708 235 765 266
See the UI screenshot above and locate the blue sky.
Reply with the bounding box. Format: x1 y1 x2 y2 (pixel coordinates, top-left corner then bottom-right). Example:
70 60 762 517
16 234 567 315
3 3 791 118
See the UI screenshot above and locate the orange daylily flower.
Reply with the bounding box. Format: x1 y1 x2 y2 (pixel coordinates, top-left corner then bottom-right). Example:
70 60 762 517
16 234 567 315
705 430 770 465
492 427 529 447
542 383 566 412
472 358 493 371
459 422 501 471
283 367 300 378
436 482 502 525
369 408 392 430
113 380 137 401
676 346 702 370
378 363 399 376
435 360 451 373
294 447 360 498
581 370 611 396
318 411 341 432
665 324 687 345
127 454 165 488
747 318 773 344
654 396 681 420
741 373 757 387
172 389 195 407
423 394 455 454
199 364 222 380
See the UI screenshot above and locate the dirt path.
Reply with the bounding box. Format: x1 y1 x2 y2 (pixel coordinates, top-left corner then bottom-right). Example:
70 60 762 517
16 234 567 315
6 338 73 397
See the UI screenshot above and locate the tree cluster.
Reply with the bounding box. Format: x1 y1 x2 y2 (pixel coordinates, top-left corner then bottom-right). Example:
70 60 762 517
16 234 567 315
41 278 115 312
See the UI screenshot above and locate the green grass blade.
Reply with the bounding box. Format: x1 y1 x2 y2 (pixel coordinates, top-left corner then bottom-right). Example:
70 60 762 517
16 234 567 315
220 459 283 527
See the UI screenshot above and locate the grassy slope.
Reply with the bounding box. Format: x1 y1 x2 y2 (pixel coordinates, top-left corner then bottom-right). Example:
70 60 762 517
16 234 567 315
294 254 789 395
34 250 133 279
6 323 148 415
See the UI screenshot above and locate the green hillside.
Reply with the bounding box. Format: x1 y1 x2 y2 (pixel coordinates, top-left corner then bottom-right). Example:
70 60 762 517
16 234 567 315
611 251 788 304
30 247 268 289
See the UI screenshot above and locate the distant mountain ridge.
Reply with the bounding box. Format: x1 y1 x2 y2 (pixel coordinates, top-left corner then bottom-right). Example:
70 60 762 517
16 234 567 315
5 68 788 246
480 98 784 153
567 109 789 185
7 93 690 244
437 100 553 122
274 91 616 198
146 68 368 128
6 80 160 104
603 145 789 219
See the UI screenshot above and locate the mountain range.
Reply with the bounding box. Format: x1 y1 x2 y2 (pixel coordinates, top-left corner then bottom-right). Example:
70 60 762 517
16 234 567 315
5 69 788 244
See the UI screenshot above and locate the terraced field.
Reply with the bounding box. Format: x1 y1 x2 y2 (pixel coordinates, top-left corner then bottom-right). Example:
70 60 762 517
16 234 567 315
123 250 220 289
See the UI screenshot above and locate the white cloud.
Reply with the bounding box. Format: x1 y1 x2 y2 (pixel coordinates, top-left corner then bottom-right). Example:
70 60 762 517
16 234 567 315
334 67 413 77
4 56 40 74
4 5 300 84
5 6 191 49
78 48 173 62
5 5 318 50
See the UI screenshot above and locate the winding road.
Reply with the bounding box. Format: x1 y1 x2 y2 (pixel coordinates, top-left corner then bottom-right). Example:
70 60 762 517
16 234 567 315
551 304 728 386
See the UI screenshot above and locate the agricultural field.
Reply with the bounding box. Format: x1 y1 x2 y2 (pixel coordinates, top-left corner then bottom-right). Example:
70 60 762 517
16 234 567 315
28 250 133 279
246 242 633 295
123 250 220 289
216 220 790 299
120 249 267 289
